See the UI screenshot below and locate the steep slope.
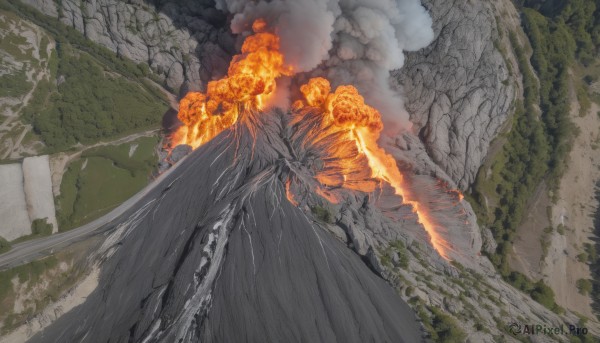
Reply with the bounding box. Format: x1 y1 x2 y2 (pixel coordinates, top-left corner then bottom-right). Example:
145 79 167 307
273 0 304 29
19 0 234 90
25 109 600 342
29 110 423 342
397 0 518 189
18 0 520 191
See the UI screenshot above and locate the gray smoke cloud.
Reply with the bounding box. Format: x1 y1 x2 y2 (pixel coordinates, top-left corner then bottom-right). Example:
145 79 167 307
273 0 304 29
215 0 434 128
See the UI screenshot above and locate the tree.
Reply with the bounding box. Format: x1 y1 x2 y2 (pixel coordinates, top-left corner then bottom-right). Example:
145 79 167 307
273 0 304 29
577 279 593 295
0 236 11 254
31 218 53 236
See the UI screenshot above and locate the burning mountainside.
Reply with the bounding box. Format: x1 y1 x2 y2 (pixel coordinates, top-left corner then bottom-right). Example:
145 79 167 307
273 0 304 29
32 108 430 342
171 18 454 260
26 1 489 342
293 77 453 259
31 86 483 340
172 19 292 148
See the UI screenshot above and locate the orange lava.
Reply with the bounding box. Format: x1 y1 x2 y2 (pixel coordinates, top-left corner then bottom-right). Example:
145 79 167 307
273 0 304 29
285 178 299 206
172 19 293 148
171 19 451 260
297 77 451 260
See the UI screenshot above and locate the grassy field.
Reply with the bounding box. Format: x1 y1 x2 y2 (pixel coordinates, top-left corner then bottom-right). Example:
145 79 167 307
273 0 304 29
56 136 159 231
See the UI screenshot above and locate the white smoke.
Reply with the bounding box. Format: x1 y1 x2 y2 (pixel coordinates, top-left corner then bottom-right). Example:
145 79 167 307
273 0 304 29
215 0 434 128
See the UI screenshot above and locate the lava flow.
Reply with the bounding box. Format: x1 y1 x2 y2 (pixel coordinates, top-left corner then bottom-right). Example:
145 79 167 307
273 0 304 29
295 77 452 260
171 20 451 260
171 19 293 148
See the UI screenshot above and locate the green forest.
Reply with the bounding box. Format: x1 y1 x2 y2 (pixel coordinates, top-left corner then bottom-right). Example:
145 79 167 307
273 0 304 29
470 0 600 313
0 0 169 152
24 43 167 150
519 0 600 65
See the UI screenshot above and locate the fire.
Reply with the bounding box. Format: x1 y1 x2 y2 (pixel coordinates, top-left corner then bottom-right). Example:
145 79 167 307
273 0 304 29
171 19 451 260
297 77 451 260
172 19 293 148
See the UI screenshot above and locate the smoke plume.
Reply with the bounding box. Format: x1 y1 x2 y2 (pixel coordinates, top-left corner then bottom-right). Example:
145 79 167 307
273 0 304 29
214 0 434 128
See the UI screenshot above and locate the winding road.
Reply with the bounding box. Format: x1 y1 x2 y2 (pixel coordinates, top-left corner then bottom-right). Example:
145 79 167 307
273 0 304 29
0 158 182 271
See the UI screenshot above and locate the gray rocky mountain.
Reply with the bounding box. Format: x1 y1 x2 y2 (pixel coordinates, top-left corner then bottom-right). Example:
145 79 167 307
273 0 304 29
397 0 516 189
15 0 584 341
24 0 235 90
29 110 429 342
27 108 596 343
21 0 517 190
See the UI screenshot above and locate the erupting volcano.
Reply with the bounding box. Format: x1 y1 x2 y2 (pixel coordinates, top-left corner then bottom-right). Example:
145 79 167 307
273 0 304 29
173 19 293 148
171 19 452 260
27 1 487 342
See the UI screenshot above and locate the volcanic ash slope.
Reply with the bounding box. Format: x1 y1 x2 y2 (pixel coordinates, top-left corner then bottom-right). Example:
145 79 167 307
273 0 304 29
30 110 424 343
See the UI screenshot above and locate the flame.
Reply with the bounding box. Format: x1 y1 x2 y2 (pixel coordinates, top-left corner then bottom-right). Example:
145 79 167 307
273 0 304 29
297 77 451 260
171 19 451 260
172 19 293 148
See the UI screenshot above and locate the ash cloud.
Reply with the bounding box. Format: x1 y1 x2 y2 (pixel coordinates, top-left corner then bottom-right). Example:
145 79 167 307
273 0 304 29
215 0 434 128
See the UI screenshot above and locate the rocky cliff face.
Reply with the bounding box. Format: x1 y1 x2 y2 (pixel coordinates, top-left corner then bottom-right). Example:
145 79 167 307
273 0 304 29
25 0 235 90
396 0 516 190
24 0 518 190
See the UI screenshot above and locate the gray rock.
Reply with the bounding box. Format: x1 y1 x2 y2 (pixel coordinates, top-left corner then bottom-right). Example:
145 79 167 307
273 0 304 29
30 109 425 343
44 0 233 91
481 226 498 255
391 251 400 265
413 288 431 305
21 0 58 17
24 0 516 194
169 144 192 163
396 0 515 189
444 297 463 315
338 207 372 256
158 160 170 173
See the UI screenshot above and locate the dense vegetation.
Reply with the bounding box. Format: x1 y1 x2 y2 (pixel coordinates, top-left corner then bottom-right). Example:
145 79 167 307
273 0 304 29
413 301 467 343
469 3 587 312
0 67 31 98
523 9 577 183
25 43 166 150
519 0 600 65
31 218 53 236
0 1 169 152
0 236 11 254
